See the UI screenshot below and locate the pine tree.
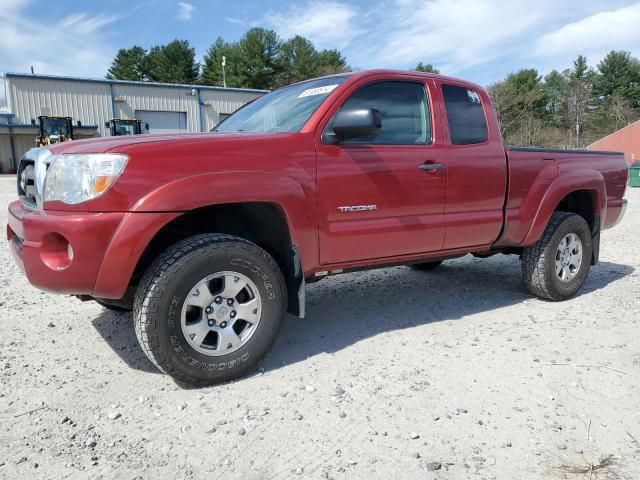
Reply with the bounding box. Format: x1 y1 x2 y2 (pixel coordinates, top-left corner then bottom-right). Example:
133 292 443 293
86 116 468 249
146 40 200 84
566 55 595 147
277 36 321 86
201 37 242 87
594 50 640 108
412 63 440 74
106 46 148 81
542 70 568 127
316 49 348 76
235 28 282 90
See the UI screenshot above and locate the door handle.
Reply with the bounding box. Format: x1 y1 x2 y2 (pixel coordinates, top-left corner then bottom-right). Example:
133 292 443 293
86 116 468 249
419 163 446 171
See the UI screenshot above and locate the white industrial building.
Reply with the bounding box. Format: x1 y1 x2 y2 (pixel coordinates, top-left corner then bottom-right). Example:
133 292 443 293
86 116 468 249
0 73 266 173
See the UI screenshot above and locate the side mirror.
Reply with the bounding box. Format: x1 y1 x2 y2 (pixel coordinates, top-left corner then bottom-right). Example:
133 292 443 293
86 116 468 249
325 107 382 144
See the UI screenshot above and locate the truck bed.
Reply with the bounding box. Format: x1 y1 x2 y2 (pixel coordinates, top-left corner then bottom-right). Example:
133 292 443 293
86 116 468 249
507 146 623 156
498 147 628 247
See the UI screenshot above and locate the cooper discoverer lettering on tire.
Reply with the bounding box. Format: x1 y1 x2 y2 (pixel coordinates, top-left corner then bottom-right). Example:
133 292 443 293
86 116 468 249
134 234 287 386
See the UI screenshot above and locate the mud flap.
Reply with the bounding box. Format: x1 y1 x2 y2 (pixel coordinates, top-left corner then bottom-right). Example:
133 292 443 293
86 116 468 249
591 215 600 265
286 246 306 318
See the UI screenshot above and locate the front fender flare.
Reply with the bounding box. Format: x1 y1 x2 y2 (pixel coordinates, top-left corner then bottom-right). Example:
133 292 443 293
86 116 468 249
93 171 316 299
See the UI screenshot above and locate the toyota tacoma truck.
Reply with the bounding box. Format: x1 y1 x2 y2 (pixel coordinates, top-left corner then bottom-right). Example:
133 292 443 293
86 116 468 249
7 70 629 386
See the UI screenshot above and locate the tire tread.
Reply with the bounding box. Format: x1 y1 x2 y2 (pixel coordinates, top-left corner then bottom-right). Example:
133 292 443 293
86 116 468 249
521 212 586 301
133 233 285 386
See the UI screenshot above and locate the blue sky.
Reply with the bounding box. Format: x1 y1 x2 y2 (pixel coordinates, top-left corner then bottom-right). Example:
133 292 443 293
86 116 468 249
2 0 640 104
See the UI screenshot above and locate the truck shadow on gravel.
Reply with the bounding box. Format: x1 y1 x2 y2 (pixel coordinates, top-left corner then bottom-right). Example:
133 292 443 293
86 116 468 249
91 256 633 378
261 257 634 373
92 311 161 374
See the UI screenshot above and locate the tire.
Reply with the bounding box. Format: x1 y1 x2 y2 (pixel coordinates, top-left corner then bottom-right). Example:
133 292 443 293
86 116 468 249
134 234 287 386
521 212 592 301
410 260 443 271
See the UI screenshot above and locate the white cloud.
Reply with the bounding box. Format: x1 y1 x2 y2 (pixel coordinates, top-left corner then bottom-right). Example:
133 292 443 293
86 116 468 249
225 17 247 26
265 1 362 49
177 2 194 21
0 1 118 105
254 0 640 84
534 3 640 68
370 0 550 73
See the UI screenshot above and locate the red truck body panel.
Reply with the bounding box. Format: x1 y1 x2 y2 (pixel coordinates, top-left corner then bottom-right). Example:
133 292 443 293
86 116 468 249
499 148 628 247
6 69 629 301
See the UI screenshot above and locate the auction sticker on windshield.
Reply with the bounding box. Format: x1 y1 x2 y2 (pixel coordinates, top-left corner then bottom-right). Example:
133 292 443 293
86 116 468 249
298 84 339 98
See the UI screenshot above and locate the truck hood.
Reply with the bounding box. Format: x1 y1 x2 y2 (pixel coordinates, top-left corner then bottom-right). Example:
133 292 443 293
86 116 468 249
47 131 278 155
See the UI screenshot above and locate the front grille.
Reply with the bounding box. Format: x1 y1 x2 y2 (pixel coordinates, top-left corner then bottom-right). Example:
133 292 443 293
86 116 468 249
17 157 37 207
11 231 24 256
17 148 53 209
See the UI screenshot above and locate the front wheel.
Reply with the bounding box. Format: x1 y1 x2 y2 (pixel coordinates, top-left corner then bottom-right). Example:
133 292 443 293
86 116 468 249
521 212 592 301
134 234 287 386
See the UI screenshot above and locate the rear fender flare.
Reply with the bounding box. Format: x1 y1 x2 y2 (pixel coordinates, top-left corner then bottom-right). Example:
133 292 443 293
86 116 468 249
521 169 605 246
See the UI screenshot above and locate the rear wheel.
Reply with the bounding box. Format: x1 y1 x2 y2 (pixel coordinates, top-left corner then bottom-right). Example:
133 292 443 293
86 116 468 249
521 212 592 301
134 234 287 386
410 260 443 271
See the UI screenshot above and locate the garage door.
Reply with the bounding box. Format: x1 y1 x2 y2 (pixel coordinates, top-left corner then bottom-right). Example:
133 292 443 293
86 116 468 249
136 110 188 134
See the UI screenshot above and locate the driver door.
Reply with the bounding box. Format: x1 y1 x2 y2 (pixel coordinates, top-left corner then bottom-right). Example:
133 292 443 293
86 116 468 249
316 79 447 265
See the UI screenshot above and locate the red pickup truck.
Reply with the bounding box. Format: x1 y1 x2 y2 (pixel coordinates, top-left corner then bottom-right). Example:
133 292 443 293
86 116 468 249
8 70 629 385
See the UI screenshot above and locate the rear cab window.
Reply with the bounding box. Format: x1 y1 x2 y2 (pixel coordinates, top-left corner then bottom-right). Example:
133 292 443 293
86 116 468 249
442 84 488 145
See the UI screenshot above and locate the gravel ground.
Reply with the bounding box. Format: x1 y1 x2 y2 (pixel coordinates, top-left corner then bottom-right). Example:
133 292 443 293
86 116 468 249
1 175 639 480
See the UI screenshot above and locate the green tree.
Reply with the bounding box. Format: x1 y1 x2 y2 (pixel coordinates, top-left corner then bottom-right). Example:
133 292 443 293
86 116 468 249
277 36 321 86
201 37 243 87
412 63 440 74
275 37 348 86
566 55 595 147
593 50 640 108
316 49 348 76
106 46 148 81
235 28 282 90
488 69 546 145
542 69 568 127
146 39 200 84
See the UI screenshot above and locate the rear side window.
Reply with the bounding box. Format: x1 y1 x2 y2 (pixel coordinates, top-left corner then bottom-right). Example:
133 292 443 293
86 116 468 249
442 84 488 145
338 81 431 145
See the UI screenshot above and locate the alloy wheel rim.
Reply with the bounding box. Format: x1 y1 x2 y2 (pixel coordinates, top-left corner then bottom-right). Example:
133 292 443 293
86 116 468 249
180 271 262 357
555 233 583 283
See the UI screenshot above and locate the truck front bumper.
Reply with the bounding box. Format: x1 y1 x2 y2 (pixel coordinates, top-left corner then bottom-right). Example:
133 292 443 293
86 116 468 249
7 200 125 296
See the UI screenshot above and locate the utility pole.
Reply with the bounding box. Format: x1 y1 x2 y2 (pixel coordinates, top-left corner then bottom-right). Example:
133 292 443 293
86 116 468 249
222 56 226 88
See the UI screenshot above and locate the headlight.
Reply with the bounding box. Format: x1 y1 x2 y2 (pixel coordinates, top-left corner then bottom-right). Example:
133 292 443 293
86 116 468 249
43 153 128 204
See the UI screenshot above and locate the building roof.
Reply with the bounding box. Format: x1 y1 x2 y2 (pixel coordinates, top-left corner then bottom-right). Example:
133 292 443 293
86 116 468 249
3 72 269 94
587 119 640 164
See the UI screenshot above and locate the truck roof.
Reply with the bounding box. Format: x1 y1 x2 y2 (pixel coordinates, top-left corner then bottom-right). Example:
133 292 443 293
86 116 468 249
301 69 484 91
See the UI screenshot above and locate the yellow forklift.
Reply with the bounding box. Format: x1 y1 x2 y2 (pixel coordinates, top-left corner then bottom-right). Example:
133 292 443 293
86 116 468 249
105 118 147 136
32 115 75 147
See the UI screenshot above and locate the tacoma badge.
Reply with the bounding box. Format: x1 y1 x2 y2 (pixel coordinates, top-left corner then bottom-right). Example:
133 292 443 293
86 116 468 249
337 205 378 212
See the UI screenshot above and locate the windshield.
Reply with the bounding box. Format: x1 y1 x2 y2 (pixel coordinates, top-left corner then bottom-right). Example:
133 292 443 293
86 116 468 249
43 118 69 137
115 121 135 135
215 76 347 133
